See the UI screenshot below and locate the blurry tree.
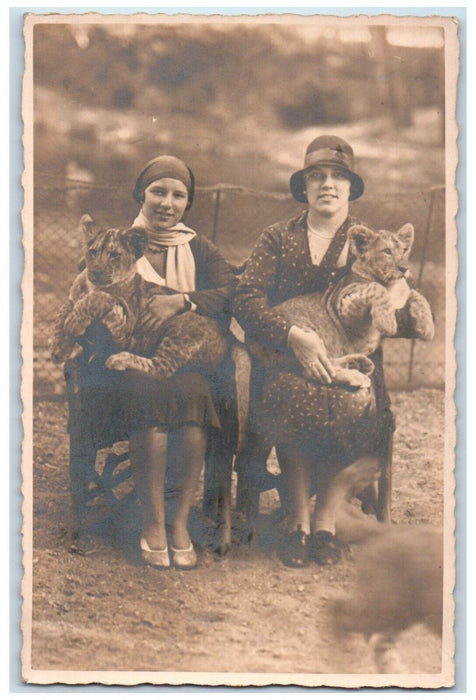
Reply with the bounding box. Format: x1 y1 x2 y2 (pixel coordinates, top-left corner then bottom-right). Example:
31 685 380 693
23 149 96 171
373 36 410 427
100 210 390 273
33 22 446 186
369 25 444 142
33 23 445 132
370 26 413 128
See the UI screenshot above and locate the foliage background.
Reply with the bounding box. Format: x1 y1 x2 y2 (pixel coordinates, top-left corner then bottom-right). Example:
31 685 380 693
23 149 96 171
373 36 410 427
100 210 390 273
33 22 445 192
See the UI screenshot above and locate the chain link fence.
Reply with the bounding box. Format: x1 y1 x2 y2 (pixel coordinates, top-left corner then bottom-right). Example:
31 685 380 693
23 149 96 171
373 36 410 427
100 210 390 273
32 175 445 397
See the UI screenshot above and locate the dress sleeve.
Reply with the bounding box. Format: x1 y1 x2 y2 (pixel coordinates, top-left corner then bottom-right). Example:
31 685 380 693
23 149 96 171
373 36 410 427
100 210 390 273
187 236 237 321
233 226 293 351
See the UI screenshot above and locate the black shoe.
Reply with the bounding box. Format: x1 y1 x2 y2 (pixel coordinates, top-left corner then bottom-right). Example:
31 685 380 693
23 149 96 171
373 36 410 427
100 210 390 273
279 526 310 568
309 530 348 566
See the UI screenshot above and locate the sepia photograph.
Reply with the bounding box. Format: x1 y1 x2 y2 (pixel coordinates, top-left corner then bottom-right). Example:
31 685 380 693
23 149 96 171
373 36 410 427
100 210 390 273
20 11 459 687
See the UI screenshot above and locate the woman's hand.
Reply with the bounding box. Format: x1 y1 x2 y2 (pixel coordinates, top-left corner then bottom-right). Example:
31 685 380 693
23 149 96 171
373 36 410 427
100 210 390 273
288 326 335 384
136 294 186 334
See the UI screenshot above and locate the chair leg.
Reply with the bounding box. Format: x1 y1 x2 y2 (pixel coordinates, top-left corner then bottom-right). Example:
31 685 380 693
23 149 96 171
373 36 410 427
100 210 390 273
205 433 234 556
235 433 273 540
235 453 260 542
376 435 393 522
69 435 97 540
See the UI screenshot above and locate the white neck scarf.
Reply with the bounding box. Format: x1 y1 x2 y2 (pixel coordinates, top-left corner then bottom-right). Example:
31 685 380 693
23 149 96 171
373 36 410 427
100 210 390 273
133 210 197 292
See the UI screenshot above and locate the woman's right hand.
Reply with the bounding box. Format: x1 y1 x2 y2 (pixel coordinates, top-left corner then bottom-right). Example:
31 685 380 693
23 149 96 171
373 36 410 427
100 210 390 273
288 326 335 384
136 294 186 335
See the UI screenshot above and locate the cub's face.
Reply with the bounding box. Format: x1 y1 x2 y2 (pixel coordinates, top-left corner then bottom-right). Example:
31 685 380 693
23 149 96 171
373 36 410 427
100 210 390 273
348 223 414 284
80 214 148 287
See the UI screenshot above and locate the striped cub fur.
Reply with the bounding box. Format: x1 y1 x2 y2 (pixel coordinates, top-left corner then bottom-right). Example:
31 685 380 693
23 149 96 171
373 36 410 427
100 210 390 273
336 223 434 349
50 215 229 378
250 223 434 388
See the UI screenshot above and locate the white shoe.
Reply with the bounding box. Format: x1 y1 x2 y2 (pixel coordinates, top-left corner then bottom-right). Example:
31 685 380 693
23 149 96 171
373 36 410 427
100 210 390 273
140 537 170 568
170 542 197 570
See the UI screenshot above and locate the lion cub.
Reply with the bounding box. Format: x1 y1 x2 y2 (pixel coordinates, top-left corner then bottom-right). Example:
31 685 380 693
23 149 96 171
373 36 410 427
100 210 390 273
50 215 229 377
251 223 434 387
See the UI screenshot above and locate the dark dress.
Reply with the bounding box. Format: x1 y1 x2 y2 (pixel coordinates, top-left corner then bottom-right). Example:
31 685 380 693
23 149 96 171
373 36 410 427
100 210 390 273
75 234 237 449
233 212 392 464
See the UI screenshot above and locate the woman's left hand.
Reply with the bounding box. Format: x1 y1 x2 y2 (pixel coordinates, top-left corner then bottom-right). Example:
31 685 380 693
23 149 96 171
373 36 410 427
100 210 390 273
136 294 186 334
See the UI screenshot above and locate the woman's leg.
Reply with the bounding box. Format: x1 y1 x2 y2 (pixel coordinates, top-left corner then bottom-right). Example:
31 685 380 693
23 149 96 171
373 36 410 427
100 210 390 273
275 443 313 535
129 426 168 550
168 424 207 550
275 443 315 567
309 461 356 566
311 463 342 536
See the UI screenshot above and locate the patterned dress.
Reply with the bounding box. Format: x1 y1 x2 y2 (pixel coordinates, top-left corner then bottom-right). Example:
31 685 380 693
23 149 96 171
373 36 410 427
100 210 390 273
233 211 392 462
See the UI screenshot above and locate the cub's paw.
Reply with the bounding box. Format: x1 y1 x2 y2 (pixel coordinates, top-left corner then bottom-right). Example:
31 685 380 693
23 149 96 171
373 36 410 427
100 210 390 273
64 313 90 339
333 368 371 389
84 290 117 317
407 290 435 340
105 351 135 372
102 304 133 346
334 354 375 376
373 306 398 336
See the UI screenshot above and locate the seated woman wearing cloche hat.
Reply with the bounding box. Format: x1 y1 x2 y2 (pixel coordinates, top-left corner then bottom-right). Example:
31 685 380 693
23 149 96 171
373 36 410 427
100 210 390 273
234 135 408 569
131 155 237 570
85 155 236 570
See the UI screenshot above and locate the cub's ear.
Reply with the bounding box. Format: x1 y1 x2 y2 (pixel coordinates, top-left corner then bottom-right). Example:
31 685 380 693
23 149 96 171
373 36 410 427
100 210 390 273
80 214 98 243
348 225 378 257
395 223 414 254
123 226 148 259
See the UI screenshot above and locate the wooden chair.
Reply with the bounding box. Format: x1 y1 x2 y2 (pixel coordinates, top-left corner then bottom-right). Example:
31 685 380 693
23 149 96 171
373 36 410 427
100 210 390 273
64 345 241 556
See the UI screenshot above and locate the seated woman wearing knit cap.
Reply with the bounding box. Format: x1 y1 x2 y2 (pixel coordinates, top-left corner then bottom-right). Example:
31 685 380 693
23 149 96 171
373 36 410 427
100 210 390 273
122 155 235 569
234 136 414 569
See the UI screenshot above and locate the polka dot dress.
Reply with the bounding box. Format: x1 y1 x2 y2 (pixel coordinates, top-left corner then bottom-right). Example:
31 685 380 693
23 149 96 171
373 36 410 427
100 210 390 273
234 212 388 453
260 368 377 451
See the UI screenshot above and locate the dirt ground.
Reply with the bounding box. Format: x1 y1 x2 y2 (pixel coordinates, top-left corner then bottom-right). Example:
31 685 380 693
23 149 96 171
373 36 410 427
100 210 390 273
27 388 445 683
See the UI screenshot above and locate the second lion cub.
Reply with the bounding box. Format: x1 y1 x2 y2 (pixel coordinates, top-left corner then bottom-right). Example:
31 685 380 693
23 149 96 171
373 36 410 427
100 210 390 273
251 223 434 387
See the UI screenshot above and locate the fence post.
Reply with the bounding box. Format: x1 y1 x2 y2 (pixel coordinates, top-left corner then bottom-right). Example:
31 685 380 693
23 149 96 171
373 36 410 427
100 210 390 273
407 188 436 385
211 187 221 243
